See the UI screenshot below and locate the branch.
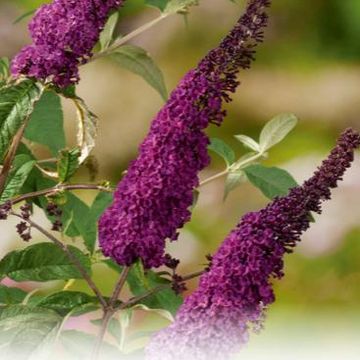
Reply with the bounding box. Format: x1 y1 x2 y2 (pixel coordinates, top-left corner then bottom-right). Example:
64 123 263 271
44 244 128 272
10 183 113 206
91 14 169 62
117 270 204 311
10 211 108 309
91 266 131 360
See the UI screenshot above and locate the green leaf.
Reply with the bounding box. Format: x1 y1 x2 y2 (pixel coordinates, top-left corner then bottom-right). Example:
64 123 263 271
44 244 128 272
25 90 65 155
83 192 113 254
234 134 260 152
0 242 92 282
145 0 169 11
71 96 98 164
99 11 119 51
259 113 298 152
35 291 98 316
164 0 198 14
110 45 168 101
0 57 10 86
0 154 35 203
0 305 61 358
0 80 43 161
57 148 81 183
208 138 235 167
127 262 182 316
13 9 36 24
244 164 298 199
224 170 246 200
0 285 27 305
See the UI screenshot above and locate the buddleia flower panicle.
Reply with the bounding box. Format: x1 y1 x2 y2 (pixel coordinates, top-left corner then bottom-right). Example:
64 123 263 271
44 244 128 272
145 128 360 360
11 0 125 87
99 0 272 269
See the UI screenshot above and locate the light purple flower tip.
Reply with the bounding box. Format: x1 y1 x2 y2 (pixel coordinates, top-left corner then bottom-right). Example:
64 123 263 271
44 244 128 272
145 128 360 360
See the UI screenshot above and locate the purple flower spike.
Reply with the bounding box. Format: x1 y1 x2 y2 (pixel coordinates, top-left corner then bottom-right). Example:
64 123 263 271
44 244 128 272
145 128 360 360
11 0 125 87
98 0 272 269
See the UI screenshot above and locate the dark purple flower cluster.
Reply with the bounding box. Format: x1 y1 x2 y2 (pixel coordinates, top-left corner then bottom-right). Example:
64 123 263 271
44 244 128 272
145 128 360 360
11 0 124 87
99 0 272 269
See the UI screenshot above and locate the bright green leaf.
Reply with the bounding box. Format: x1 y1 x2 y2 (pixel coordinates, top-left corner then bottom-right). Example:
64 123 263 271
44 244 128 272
99 11 119 51
208 138 235 167
259 113 298 152
83 192 113 254
0 242 92 282
57 148 81 183
25 90 65 155
0 80 43 161
164 0 199 14
224 170 246 200
0 154 35 203
244 164 298 199
234 134 260 152
110 45 168 101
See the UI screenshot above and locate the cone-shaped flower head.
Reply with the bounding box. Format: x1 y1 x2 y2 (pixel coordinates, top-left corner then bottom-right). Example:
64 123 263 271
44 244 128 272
145 128 360 360
99 0 272 269
11 0 124 87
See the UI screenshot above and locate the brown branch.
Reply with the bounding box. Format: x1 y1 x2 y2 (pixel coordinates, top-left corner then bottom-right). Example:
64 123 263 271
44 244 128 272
0 122 28 196
10 183 113 205
10 211 108 309
91 266 131 360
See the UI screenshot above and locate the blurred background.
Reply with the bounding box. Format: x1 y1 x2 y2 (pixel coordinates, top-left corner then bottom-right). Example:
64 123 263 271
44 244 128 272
1 0 360 358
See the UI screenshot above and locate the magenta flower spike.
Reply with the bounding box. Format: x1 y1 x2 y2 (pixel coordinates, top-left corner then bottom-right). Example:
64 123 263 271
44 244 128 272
98 0 272 269
145 128 360 360
11 0 125 87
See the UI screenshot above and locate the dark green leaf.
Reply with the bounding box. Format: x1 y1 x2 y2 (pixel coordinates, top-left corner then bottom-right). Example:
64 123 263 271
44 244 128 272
111 45 168 101
35 291 98 316
127 262 182 316
208 138 235 167
145 0 169 11
0 285 27 305
83 192 113 253
244 164 298 199
25 90 65 155
0 80 43 161
102 258 123 273
0 305 61 359
0 154 35 203
0 242 92 282
57 148 81 183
